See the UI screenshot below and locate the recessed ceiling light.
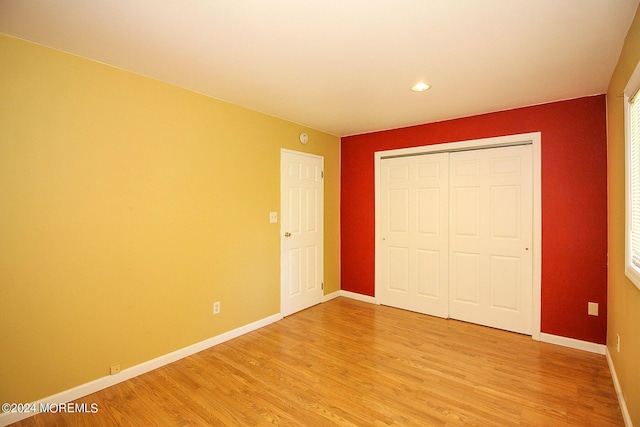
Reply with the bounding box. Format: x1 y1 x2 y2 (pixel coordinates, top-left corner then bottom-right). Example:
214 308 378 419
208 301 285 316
411 82 431 92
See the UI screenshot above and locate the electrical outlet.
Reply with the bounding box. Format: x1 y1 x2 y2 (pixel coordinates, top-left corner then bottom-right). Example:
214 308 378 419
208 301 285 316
616 334 621 352
269 212 278 223
588 302 598 316
213 301 220 315
110 364 121 375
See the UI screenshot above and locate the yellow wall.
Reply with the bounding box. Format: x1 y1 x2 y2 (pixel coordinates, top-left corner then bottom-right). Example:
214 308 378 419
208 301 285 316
0 34 340 404
606 5 640 425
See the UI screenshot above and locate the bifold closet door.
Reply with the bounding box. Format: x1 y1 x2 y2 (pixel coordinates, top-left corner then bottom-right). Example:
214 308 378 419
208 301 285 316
378 153 450 318
449 145 533 334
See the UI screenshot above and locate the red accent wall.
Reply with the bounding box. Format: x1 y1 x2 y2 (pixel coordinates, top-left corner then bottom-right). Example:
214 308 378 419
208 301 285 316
341 95 608 344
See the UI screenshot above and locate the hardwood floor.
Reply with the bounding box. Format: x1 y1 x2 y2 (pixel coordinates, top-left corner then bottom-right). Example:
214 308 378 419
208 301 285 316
10 297 623 426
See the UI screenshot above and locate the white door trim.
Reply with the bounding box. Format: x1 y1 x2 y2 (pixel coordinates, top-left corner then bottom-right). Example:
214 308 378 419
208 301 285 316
374 132 542 340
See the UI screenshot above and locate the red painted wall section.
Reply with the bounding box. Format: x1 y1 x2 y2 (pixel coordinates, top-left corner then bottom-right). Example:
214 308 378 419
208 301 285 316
341 95 608 344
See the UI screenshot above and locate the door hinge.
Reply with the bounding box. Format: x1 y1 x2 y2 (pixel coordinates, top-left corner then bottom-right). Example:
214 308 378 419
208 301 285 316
321 170 324 178
321 282 324 290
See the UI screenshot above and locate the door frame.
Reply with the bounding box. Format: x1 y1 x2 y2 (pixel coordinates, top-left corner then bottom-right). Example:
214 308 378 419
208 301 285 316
280 148 325 316
374 132 542 340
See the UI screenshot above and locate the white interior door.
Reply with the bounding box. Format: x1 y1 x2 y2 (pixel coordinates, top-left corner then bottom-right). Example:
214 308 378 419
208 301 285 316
378 153 450 318
280 150 324 317
449 145 533 334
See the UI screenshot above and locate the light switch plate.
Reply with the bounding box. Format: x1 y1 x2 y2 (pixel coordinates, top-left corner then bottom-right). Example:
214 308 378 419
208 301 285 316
588 302 598 316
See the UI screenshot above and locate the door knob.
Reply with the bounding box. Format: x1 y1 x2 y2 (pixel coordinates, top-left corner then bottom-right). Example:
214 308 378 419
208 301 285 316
284 232 292 237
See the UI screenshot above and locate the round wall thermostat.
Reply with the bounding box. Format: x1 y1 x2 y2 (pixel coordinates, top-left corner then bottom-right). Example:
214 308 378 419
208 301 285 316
299 132 309 144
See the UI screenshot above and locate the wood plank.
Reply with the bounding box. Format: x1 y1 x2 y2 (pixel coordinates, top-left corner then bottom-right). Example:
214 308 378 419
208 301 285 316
8 297 623 426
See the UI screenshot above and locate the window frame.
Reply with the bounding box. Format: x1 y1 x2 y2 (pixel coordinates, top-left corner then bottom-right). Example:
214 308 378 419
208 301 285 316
624 60 640 291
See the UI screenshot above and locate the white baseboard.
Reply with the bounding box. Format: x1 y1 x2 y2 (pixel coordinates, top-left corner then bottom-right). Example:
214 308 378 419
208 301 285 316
0 313 283 427
339 290 377 304
539 332 606 354
606 347 634 427
323 290 341 302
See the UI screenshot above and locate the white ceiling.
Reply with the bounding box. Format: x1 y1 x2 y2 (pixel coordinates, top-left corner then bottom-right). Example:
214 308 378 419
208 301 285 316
1 0 638 136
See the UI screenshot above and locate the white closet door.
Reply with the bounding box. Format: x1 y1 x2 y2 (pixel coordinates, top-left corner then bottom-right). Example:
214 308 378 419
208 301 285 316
449 145 533 334
378 153 450 318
